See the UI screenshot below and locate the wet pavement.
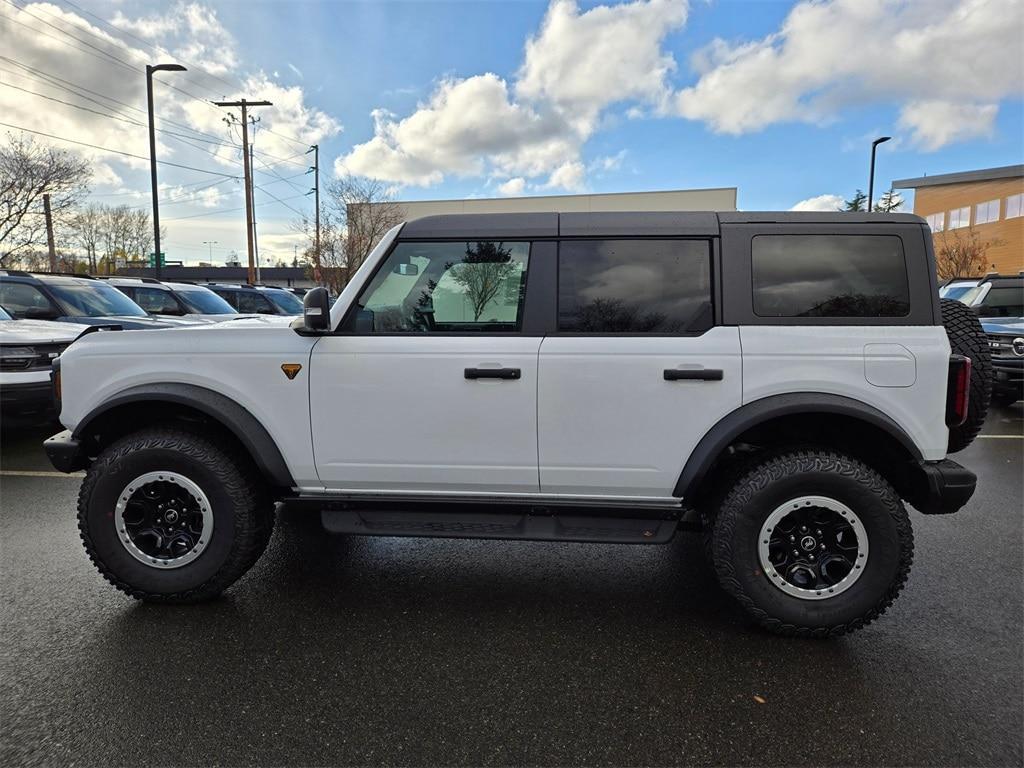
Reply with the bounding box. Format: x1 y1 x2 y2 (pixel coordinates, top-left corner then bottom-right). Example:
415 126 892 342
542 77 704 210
1 406 1021 766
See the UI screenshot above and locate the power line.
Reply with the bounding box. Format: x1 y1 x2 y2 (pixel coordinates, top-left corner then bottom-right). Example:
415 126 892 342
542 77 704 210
163 192 305 221
0 121 241 179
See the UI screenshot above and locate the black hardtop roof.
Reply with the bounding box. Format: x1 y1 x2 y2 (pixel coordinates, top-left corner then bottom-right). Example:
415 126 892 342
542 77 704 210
0 270 98 282
398 211 926 239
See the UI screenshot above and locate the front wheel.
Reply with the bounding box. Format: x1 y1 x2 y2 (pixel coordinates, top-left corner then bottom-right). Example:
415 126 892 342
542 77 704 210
710 450 913 637
77 427 275 602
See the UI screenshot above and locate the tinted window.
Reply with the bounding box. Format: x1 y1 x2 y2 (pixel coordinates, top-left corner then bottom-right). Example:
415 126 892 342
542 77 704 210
210 288 239 309
175 287 236 314
979 285 1024 318
237 291 275 314
558 240 712 333
752 235 910 318
0 282 56 317
347 241 530 333
46 281 148 317
132 287 184 315
263 289 303 314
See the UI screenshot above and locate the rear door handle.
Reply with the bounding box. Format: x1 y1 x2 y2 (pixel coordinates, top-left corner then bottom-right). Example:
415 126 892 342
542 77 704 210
664 368 724 381
465 367 521 380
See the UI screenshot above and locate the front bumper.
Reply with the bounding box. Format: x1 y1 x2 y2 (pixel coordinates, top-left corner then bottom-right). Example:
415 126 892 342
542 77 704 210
992 356 1024 396
908 459 977 515
44 429 87 473
0 380 56 413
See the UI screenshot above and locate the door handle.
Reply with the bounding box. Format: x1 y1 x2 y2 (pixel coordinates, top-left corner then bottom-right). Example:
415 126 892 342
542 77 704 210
664 368 724 381
465 367 521 380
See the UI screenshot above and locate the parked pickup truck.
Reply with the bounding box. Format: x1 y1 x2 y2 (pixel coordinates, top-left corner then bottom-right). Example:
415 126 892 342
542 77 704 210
44 212 990 637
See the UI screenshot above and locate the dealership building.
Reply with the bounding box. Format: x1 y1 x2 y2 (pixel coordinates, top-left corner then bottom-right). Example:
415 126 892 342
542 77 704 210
893 164 1023 275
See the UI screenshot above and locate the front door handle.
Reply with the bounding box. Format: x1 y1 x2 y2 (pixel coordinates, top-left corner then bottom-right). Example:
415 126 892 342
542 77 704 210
465 367 521 380
664 368 724 381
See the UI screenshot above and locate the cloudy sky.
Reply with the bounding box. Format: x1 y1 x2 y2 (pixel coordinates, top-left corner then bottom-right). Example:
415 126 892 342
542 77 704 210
2 0 1021 265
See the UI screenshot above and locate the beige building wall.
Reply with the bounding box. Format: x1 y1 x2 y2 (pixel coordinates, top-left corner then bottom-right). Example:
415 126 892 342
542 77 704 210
912 177 1023 275
391 188 737 219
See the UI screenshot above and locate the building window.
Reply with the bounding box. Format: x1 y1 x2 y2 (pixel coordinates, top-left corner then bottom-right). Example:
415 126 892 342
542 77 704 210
926 212 944 232
975 199 1000 225
948 206 970 229
1007 193 1023 219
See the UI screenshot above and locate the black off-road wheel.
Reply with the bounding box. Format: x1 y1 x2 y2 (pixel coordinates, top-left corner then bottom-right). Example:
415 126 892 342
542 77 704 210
710 450 913 637
78 426 275 603
941 297 991 452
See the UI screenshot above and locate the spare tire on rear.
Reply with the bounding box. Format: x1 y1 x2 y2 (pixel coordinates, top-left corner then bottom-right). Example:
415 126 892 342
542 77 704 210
941 297 991 453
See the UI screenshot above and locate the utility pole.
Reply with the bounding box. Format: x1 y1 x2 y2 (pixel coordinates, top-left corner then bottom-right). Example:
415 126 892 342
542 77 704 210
203 240 218 261
43 193 57 272
307 144 321 284
249 137 261 283
213 98 271 284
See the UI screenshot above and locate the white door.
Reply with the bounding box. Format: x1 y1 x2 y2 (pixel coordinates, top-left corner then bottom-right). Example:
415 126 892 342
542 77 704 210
310 239 540 493
537 239 742 499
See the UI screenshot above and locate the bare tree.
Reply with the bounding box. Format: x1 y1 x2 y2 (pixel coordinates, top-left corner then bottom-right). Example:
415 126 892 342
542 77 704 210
934 228 1001 280
0 134 90 266
69 204 104 272
449 242 517 321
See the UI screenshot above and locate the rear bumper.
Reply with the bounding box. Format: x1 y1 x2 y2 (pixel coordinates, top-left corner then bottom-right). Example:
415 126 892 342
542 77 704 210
43 429 87 473
908 459 977 515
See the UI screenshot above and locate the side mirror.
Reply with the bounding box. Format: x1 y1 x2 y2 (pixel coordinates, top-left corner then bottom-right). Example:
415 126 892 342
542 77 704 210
303 287 331 332
24 306 60 320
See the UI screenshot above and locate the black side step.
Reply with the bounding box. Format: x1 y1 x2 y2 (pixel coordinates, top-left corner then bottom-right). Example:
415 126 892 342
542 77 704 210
321 509 678 544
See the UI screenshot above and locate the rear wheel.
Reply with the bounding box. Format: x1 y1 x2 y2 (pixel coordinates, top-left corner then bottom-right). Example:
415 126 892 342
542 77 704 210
78 427 275 602
941 297 991 452
710 449 913 637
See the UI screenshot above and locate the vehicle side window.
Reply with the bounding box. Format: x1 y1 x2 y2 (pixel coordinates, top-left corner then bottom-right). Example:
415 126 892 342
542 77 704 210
557 240 712 333
237 291 274 314
979 285 1024 318
133 287 183 315
752 235 910 318
345 241 531 333
211 289 239 310
0 282 56 317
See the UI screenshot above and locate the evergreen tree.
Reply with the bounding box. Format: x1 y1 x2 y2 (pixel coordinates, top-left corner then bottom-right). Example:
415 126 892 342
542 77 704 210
843 190 867 212
874 188 904 212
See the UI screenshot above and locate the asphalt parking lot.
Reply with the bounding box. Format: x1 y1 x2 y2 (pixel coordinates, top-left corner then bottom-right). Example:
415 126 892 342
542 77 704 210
1 407 1021 767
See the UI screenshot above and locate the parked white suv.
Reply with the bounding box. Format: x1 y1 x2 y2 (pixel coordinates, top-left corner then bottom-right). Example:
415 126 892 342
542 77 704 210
0 305 85 417
44 212 990 636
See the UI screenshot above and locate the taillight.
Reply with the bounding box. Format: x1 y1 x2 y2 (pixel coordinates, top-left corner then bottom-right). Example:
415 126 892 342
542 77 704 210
946 355 971 427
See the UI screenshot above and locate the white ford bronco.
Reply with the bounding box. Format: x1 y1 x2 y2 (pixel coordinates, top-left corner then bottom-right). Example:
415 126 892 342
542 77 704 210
45 212 991 636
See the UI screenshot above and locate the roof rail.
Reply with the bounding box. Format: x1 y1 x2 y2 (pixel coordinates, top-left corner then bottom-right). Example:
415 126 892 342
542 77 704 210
0 270 97 279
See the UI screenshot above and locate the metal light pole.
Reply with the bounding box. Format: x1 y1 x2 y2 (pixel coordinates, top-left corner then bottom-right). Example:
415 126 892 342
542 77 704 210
868 136 891 212
203 240 218 261
146 63 187 280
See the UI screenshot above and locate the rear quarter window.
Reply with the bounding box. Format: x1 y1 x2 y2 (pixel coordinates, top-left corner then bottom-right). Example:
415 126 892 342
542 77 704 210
752 235 910 318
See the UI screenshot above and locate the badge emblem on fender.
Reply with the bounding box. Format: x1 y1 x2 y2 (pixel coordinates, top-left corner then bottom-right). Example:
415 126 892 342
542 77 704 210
281 363 302 380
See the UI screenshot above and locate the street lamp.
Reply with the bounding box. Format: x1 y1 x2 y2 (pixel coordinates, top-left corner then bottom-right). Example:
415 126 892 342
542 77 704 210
868 136 891 212
146 63 187 280
203 240 218 261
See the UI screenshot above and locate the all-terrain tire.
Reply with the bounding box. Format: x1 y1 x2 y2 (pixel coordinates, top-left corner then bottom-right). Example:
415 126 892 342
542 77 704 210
941 297 991 452
710 449 913 637
78 426 275 603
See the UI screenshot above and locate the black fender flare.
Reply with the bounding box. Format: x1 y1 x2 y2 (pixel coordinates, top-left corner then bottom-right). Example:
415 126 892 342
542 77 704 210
73 382 295 489
673 393 924 499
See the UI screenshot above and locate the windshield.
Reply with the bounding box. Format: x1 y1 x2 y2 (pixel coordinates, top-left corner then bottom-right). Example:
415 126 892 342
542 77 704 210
175 287 237 314
959 285 985 306
0 306 11 321
941 284 975 300
48 281 148 317
263 289 303 314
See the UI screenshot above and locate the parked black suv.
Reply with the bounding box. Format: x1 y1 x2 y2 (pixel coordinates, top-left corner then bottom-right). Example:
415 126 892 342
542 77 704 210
0 272 191 329
205 283 304 315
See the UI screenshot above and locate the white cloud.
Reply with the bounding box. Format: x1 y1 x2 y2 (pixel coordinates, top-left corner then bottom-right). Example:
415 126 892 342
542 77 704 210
111 9 181 38
497 177 527 196
675 0 1023 149
790 193 845 212
898 100 998 151
589 149 627 173
338 0 686 190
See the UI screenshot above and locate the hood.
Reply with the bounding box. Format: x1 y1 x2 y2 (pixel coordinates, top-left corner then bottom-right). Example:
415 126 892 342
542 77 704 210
0 318 85 344
184 314 297 329
981 318 1024 335
61 315 189 330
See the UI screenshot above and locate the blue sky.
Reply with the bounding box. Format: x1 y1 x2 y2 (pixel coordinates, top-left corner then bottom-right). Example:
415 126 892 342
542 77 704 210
3 0 1022 264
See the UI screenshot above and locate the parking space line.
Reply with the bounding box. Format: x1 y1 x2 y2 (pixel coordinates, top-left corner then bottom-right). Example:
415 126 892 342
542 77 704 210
977 435 1023 439
0 470 84 478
